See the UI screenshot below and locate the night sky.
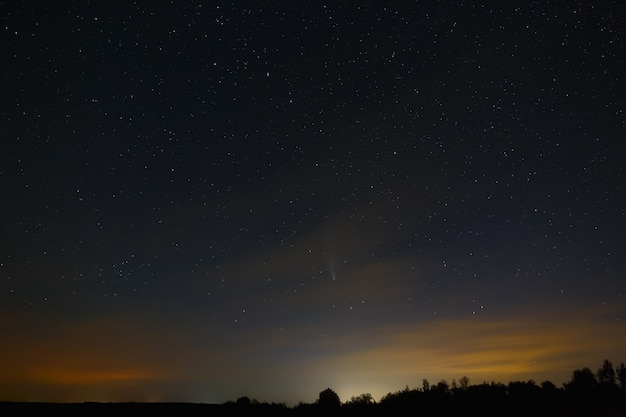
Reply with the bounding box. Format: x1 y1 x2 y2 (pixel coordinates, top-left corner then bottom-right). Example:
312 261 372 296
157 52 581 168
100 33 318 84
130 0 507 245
2 1 625 405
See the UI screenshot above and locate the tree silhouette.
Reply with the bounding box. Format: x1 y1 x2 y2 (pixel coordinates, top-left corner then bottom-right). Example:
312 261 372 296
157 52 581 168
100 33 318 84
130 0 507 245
594 359 622 409
507 379 541 411
435 379 450 393
617 362 626 391
563 366 598 410
347 393 374 405
236 396 252 406
344 393 376 416
541 380 556 391
318 388 341 410
565 367 597 392
596 359 616 386
458 375 470 391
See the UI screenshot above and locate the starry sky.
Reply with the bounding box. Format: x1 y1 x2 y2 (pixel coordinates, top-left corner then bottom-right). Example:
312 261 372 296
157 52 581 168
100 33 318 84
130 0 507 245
1 0 625 405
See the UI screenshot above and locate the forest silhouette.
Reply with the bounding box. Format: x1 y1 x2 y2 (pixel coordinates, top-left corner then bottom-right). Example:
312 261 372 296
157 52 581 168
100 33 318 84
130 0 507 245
2 359 625 416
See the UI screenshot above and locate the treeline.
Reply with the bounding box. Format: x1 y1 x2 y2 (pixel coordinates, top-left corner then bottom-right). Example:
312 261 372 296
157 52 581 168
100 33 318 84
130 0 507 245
2 359 625 417
237 359 626 416
363 359 626 416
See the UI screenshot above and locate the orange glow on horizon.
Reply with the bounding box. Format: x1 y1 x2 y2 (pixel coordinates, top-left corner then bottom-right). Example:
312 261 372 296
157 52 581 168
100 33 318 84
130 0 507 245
299 307 626 401
2 305 624 403
22 368 163 385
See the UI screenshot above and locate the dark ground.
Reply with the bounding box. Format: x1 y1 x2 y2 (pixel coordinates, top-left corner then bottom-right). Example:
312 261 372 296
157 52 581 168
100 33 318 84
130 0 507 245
2 399 625 417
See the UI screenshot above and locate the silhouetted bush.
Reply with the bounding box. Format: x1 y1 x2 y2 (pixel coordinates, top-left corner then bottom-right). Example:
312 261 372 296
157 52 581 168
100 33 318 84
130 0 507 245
317 387 341 415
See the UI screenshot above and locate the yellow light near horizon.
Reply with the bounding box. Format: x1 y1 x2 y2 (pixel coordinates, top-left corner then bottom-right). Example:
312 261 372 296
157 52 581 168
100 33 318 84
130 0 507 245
2 304 625 403
308 309 626 397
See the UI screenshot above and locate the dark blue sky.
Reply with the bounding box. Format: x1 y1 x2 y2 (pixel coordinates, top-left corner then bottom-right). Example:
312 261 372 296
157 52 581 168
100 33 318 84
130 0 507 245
1 1 625 404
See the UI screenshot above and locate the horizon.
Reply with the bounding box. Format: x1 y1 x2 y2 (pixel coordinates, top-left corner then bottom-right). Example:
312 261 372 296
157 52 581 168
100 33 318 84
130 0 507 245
3 309 624 404
0 357 621 406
